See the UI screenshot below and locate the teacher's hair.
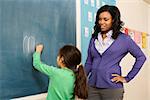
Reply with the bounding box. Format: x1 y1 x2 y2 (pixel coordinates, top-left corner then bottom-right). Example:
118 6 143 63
93 5 124 39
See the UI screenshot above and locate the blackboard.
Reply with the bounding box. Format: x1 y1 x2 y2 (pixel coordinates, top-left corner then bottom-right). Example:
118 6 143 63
0 0 76 99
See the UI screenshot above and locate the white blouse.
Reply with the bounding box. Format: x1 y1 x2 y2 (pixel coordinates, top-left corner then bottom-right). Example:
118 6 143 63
95 30 114 55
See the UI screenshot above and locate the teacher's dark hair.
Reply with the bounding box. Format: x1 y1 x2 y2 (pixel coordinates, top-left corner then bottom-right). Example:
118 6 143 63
93 5 124 39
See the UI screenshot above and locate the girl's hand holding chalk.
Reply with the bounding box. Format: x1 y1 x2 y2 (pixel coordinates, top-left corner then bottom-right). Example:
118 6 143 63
36 44 44 53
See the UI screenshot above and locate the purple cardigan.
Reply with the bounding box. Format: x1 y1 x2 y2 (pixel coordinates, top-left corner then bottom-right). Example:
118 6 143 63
85 33 146 88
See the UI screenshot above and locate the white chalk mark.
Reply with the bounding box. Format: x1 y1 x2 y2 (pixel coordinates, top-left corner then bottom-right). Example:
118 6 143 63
29 36 35 52
23 35 29 55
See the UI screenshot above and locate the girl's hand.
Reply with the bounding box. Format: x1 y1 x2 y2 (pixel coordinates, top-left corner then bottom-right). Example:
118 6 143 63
36 44 44 53
111 74 127 83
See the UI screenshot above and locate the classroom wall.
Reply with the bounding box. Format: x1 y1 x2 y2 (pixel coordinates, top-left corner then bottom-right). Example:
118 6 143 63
12 93 47 100
117 0 150 100
148 4 150 100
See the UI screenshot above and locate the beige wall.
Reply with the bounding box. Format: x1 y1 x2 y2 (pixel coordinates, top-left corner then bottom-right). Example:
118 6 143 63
117 0 150 100
148 4 150 100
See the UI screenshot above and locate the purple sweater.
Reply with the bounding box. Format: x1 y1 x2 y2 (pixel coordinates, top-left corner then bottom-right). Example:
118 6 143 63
85 33 146 88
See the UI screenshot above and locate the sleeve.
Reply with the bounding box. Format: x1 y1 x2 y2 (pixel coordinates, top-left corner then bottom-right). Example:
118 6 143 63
84 38 93 76
33 52 58 77
124 36 146 82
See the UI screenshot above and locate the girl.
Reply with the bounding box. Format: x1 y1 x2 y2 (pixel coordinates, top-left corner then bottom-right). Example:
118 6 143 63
33 44 88 100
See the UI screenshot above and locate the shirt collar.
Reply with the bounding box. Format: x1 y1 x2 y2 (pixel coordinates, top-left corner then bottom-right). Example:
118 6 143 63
98 30 113 41
106 30 113 38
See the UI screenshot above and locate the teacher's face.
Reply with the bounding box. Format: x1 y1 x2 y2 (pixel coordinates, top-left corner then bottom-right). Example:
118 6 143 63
98 11 113 33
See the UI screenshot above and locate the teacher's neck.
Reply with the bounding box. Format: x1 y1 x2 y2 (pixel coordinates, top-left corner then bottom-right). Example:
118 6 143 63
101 31 108 40
101 34 107 40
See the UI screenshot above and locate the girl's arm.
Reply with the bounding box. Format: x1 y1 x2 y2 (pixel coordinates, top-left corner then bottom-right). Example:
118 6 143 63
33 44 58 77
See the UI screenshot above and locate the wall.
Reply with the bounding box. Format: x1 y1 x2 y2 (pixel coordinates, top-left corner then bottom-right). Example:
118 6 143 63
117 0 149 100
148 4 150 100
12 93 47 100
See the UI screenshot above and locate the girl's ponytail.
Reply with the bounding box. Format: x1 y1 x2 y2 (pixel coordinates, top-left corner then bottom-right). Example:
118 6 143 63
74 64 88 99
58 45 88 99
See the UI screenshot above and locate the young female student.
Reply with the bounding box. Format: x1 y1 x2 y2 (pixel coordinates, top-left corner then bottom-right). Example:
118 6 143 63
33 44 88 100
84 5 146 100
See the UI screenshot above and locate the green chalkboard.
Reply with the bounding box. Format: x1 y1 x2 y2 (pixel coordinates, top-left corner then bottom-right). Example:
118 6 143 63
0 0 76 99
